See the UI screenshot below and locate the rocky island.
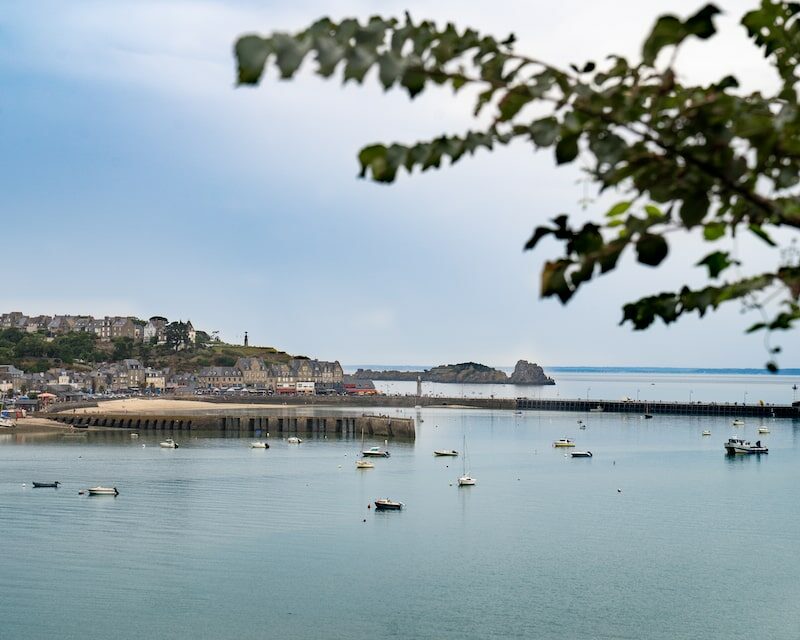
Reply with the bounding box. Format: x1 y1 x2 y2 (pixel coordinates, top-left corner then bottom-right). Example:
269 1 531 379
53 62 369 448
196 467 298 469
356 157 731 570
354 360 555 385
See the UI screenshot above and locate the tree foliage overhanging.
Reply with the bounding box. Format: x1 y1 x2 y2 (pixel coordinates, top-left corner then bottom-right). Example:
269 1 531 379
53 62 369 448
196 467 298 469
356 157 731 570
234 1 800 370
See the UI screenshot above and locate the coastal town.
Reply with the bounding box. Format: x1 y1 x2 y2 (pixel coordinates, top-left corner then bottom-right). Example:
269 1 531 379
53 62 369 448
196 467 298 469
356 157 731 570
0 311 362 401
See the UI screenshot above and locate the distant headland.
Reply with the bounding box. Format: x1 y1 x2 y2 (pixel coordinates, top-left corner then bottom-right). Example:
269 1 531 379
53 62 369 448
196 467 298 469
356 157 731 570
354 360 555 385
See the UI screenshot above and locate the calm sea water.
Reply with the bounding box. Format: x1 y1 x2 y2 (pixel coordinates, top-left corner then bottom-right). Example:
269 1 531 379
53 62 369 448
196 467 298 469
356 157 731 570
2 402 800 638
368 370 800 405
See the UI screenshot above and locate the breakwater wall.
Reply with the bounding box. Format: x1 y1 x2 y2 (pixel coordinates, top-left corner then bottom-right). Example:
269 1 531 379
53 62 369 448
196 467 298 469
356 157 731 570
184 395 516 410
48 412 415 439
516 398 800 419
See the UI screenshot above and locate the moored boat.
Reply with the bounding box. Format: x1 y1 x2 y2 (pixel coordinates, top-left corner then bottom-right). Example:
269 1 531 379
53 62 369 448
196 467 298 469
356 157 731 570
724 437 768 455
374 499 403 511
0 416 15 428
434 450 458 457
32 481 60 488
457 434 476 486
356 459 375 469
570 451 592 458
87 486 119 496
362 446 390 457
553 438 575 448
702 430 711 436
757 426 770 434
159 438 179 448
287 436 302 444
250 442 269 449
732 419 745 426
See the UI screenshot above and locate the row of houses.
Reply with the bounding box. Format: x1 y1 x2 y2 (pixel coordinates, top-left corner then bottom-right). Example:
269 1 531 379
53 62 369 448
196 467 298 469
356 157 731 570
197 358 344 391
0 357 349 396
0 312 196 345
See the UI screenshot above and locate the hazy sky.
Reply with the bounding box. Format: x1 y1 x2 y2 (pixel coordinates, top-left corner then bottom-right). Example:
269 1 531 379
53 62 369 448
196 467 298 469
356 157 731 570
1 1 793 367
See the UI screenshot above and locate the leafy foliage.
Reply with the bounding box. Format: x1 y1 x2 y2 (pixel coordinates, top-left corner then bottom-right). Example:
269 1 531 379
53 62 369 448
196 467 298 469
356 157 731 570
235 2 800 369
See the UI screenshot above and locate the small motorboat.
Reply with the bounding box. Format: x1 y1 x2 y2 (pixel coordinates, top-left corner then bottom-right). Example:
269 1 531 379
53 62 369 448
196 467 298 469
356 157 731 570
434 450 458 457
702 430 711 436
589 405 604 412
579 424 587 430
32 481 60 488
0 416 15 428
130 433 139 439
643 414 653 419
287 436 302 444
724 437 768 455
757 426 770 434
250 442 269 449
362 446 390 457
553 438 575 448
458 474 476 486
570 451 593 458
87 486 119 496
355 459 375 469
732 419 745 426
374 499 403 511
159 438 179 448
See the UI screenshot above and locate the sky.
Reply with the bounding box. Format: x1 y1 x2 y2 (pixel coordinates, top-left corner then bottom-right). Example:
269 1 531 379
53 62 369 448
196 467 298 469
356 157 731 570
0 0 795 368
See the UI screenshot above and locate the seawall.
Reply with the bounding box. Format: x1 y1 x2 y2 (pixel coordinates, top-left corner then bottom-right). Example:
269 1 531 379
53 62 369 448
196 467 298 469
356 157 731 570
48 412 416 439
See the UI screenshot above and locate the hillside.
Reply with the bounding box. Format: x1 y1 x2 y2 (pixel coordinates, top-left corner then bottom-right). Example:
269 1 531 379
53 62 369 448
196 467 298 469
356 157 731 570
354 360 555 385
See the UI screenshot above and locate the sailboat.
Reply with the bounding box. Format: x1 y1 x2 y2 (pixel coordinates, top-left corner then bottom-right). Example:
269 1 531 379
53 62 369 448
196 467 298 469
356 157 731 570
356 427 374 469
458 434 476 486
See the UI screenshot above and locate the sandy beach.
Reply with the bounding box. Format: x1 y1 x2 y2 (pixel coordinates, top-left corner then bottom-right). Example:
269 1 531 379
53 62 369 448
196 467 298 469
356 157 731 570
74 398 263 414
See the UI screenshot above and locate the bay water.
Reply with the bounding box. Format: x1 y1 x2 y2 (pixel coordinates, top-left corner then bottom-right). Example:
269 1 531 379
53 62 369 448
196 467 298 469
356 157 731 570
2 401 800 639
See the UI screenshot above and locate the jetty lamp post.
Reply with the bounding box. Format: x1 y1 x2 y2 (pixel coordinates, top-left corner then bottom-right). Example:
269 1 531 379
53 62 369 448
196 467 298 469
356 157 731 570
586 387 591 400
744 391 748 405
689 390 693 403
636 388 640 401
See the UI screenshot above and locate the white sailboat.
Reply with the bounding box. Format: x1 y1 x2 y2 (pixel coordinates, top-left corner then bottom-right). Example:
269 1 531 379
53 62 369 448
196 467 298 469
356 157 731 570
356 427 374 469
458 434 475 486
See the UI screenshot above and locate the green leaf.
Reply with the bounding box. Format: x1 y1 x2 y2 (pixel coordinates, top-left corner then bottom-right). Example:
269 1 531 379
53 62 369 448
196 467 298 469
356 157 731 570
748 224 776 246
555 134 579 165
703 222 726 241
642 16 684 65
524 226 553 251
235 35 271 85
684 4 721 39
528 117 559 147
377 52 404 89
497 88 533 122
679 194 710 228
343 46 376 83
606 201 632 217
636 234 668 266
696 251 734 278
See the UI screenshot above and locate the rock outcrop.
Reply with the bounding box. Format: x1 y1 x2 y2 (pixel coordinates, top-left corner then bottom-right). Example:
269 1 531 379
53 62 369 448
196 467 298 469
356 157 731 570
509 360 554 385
354 360 555 385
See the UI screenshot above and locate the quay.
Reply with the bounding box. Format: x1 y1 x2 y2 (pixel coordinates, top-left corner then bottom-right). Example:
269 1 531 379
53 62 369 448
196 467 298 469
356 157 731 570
47 412 416 439
516 398 800 419
191 395 800 418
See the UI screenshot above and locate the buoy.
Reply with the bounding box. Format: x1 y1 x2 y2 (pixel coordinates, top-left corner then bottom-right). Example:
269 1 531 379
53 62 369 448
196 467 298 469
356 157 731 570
617 489 622 493
363 519 366 523
22 483 26 487
367 504 371 509
78 490 85 495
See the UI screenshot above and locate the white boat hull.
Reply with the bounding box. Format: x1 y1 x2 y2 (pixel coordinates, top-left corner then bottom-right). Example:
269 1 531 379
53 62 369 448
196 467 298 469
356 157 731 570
356 460 374 469
88 486 118 496
458 476 476 486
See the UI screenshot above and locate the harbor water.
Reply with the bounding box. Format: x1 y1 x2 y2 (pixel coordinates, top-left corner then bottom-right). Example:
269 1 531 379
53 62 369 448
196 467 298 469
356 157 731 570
2 404 800 639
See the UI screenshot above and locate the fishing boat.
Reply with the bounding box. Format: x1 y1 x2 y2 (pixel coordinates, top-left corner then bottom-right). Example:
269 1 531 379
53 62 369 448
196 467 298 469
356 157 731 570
159 438 179 448
32 481 60 488
287 436 302 444
732 419 745 426
702 430 711 436
570 451 593 458
433 449 458 457
374 499 403 511
724 437 768 455
553 438 575 448
457 435 476 486
643 413 653 419
361 445 390 457
757 426 770 434
87 486 119 496
356 427 374 469
589 405 604 412
250 442 269 449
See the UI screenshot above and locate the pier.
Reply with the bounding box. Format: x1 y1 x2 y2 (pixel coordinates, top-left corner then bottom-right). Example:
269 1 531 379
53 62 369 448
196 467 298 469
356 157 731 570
515 398 800 419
